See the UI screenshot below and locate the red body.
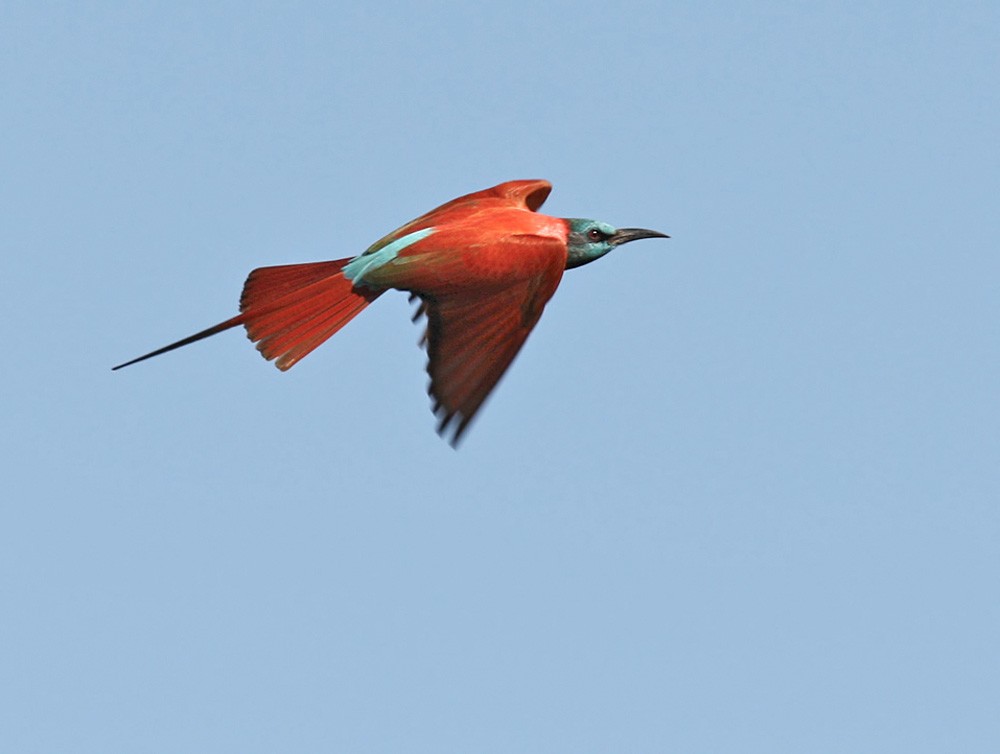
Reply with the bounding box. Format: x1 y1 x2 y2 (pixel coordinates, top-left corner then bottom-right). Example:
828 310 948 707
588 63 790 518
116 180 575 443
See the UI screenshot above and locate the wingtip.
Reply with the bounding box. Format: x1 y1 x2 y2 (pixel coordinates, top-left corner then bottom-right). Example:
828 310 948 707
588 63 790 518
434 407 473 448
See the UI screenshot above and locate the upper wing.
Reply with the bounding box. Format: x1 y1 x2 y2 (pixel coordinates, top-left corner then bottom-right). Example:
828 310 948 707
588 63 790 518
362 180 552 258
416 262 564 445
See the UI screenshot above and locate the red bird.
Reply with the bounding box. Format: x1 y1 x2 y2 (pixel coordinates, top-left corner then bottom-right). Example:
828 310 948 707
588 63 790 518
114 180 668 443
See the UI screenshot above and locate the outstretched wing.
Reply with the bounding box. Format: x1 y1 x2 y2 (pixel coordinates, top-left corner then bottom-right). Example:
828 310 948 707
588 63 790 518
362 180 552 258
416 263 564 445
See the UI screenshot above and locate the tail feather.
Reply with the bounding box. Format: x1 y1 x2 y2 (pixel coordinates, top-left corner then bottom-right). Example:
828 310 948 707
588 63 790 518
273 304 364 370
113 257 381 371
111 315 245 370
254 289 375 369
240 260 345 311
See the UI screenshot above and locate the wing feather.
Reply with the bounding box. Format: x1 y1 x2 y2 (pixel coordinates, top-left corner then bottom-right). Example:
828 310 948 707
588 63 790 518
418 266 563 445
363 180 552 257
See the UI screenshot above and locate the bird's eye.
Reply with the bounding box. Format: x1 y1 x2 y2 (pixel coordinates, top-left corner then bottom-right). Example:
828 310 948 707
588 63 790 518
587 228 604 241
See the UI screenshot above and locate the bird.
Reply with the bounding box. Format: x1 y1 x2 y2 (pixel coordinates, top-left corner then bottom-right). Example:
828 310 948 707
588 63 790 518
113 179 669 444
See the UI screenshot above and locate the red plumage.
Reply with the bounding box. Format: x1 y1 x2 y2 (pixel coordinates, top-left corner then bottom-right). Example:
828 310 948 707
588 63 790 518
114 180 606 444
239 261 381 370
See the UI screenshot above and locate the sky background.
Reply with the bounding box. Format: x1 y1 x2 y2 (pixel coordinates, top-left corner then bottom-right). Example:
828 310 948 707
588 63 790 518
3 1 999 751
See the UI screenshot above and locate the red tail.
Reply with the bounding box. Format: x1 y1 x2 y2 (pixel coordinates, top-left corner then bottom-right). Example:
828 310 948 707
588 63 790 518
240 259 382 369
113 258 381 371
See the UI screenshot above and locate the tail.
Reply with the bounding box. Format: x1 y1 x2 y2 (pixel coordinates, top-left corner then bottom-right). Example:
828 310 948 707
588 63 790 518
112 258 382 371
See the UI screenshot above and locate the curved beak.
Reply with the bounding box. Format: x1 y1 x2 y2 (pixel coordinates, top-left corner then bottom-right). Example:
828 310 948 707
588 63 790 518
610 227 670 246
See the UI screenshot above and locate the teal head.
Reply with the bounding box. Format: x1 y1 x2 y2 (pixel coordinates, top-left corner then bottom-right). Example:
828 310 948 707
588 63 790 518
564 219 669 269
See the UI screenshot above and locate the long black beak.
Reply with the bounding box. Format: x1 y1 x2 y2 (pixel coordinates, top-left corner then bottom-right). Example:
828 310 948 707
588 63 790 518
610 227 670 246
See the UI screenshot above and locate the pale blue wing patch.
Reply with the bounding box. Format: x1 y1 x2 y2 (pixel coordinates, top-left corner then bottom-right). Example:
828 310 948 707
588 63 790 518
342 227 436 287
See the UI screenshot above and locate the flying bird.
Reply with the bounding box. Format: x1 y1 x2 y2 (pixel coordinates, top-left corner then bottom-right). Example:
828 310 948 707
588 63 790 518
114 180 669 444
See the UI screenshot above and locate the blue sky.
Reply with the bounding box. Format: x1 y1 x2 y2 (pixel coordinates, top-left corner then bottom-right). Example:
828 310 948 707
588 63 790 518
3 1 999 751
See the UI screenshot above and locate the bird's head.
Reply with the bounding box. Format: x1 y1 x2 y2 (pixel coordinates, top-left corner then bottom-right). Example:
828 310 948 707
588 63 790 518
564 219 669 269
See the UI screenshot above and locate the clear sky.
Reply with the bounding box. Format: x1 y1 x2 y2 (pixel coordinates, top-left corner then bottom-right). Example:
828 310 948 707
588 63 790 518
3 1 998 751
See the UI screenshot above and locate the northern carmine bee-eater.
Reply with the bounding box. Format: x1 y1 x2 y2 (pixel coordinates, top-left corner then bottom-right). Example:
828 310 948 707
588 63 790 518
114 180 669 444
